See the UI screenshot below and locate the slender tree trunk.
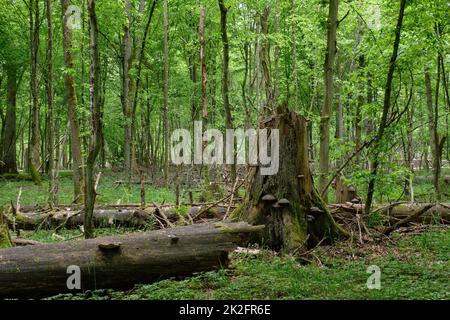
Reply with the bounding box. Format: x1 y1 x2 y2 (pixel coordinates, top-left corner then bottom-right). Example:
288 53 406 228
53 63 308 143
81 0 88 154
46 0 56 205
424 68 438 193
84 0 103 239
61 0 84 203
319 0 339 202
365 0 406 214
218 0 235 183
355 55 364 164
433 53 443 200
29 0 41 183
122 0 133 173
291 0 298 111
259 7 273 110
163 0 170 183
199 6 210 186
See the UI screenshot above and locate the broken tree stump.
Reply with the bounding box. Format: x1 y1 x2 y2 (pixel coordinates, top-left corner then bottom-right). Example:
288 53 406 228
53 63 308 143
0 222 263 299
231 106 346 251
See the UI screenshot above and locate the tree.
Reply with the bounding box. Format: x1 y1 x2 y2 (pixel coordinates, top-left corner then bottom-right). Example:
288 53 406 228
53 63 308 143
365 0 407 214
61 0 84 203
0 64 18 175
219 0 236 183
163 0 170 183
29 0 41 184
84 0 103 239
46 0 56 205
319 0 338 202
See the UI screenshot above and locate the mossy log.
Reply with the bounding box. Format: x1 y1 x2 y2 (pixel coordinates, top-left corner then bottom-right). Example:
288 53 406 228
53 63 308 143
231 108 346 251
0 222 263 299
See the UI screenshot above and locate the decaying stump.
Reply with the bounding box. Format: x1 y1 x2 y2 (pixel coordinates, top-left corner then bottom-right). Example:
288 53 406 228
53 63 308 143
231 107 346 251
0 222 263 299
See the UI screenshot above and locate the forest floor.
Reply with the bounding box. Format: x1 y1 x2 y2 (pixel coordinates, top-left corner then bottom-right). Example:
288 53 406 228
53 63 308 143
1 170 449 300
21 225 448 300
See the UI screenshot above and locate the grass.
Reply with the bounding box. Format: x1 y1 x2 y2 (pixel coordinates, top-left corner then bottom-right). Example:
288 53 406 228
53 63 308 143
0 171 176 207
45 226 449 300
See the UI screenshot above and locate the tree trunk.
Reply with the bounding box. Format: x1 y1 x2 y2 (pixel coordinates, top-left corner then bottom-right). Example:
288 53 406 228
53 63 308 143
29 0 41 184
0 65 18 175
46 0 56 205
61 0 84 203
231 105 345 251
291 0 298 111
365 0 406 214
84 0 103 239
163 0 170 183
0 222 263 299
424 67 441 199
219 0 236 183
319 0 338 202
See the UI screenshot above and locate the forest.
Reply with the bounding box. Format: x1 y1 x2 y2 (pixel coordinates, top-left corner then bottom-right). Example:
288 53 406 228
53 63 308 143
0 0 449 301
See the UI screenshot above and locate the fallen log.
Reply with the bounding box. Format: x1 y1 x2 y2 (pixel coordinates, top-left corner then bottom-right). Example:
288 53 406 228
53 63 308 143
8 208 157 230
384 204 434 235
0 222 263 299
8 205 228 231
329 202 450 223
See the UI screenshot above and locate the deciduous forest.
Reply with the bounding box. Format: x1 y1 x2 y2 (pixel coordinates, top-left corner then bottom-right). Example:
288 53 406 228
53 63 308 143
0 0 449 301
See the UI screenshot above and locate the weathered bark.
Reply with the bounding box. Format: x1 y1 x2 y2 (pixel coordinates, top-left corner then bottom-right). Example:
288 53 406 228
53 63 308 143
319 0 338 201
0 222 263 299
84 0 103 239
0 65 18 174
365 0 406 214
231 106 344 251
61 0 84 203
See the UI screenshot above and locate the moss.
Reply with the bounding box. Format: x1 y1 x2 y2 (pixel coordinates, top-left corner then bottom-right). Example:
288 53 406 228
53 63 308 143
0 223 12 248
29 164 42 186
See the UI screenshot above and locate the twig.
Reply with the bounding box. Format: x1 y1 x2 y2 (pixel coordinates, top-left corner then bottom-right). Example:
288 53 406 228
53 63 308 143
355 214 363 244
223 177 239 221
94 171 102 193
152 202 174 228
